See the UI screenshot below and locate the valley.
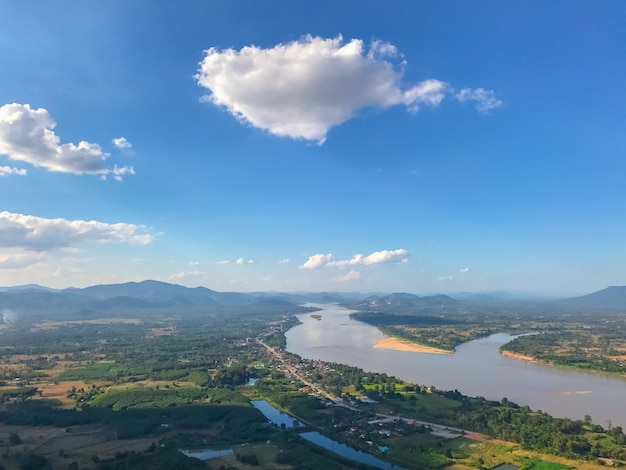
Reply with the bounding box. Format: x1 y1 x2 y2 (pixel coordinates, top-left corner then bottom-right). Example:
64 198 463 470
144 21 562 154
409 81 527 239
0 282 624 469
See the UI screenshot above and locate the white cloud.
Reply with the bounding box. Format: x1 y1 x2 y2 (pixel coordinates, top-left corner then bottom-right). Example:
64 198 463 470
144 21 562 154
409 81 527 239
112 137 134 154
0 103 134 179
189 260 199 266
278 258 290 264
236 257 256 265
300 253 335 269
456 88 503 113
339 270 361 282
0 211 153 251
0 166 27 177
300 249 410 269
459 267 470 273
170 270 205 280
438 275 454 282
216 260 230 265
0 253 43 269
196 35 453 143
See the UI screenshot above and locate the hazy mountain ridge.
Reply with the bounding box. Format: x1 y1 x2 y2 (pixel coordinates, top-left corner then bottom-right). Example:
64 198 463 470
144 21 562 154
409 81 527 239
2 282 625 320
0 280 314 320
561 286 626 309
348 293 458 313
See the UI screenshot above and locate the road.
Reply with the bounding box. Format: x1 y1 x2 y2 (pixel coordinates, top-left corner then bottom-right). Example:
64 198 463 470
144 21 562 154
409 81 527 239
256 338 492 441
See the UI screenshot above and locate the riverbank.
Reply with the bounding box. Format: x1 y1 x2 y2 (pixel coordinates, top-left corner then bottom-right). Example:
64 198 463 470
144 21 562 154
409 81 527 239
501 350 536 362
373 337 452 354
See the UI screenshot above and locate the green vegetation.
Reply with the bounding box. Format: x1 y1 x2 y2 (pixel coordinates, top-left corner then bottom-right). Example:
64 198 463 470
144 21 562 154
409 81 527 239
503 330 626 374
89 386 205 410
349 300 626 375
520 458 570 470
0 298 622 469
96 448 209 469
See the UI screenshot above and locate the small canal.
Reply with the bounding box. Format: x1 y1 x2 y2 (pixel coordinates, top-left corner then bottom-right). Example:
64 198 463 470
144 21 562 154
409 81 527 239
250 400 407 470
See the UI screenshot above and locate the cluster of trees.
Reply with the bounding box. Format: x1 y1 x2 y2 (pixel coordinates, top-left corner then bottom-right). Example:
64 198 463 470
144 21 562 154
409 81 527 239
96 448 208 470
503 331 626 374
431 393 626 461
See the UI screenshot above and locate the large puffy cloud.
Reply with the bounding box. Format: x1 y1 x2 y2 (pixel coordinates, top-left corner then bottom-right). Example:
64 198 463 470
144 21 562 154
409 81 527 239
0 104 134 179
0 211 153 251
196 35 456 143
300 249 410 269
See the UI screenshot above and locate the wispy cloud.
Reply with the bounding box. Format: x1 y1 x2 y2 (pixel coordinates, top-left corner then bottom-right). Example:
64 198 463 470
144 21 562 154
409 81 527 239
459 267 470 273
196 35 499 144
0 211 153 251
112 136 134 154
0 103 134 180
456 88 503 113
278 258 290 264
170 270 205 280
300 249 410 269
236 257 256 265
338 270 361 282
0 253 43 269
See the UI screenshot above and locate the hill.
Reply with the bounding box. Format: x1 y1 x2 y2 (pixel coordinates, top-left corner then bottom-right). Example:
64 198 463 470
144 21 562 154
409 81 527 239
562 286 626 309
0 280 313 321
347 292 457 313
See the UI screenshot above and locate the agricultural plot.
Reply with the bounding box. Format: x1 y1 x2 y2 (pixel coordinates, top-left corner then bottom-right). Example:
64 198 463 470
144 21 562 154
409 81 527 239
89 386 205 410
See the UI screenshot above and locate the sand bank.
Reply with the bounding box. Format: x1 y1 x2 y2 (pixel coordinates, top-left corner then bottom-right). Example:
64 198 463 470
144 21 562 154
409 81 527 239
373 337 452 354
501 350 536 362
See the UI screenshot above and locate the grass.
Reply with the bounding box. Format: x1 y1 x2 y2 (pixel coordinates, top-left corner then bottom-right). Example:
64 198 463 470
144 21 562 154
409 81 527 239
521 458 571 470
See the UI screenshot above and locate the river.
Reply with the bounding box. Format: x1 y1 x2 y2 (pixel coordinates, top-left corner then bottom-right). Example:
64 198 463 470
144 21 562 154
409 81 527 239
285 304 626 429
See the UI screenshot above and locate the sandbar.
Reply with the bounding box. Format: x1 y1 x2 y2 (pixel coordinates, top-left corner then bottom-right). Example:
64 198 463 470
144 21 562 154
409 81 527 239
501 350 536 362
373 337 452 355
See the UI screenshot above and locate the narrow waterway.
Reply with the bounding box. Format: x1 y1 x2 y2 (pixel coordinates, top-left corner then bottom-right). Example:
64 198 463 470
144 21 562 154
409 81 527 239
251 400 406 470
285 304 626 429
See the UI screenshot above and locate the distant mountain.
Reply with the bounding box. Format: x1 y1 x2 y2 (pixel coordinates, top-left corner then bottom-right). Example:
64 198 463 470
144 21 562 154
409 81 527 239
348 292 457 313
562 286 626 309
0 280 312 321
0 290 82 312
277 291 373 304
450 293 503 304
64 280 263 307
450 291 576 303
63 280 215 300
0 284 58 293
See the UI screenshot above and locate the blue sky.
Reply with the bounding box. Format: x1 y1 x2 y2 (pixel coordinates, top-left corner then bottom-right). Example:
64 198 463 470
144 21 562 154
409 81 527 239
0 1 625 294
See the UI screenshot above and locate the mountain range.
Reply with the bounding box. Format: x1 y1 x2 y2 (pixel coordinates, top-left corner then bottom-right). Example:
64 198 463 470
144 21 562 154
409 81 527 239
1 282 625 321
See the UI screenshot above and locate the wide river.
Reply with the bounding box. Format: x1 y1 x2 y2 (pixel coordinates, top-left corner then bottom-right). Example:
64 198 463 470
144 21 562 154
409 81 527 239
285 304 626 429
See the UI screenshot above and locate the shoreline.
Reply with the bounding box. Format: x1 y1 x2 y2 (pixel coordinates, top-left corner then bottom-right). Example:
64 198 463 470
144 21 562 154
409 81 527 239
501 350 537 362
373 337 453 355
